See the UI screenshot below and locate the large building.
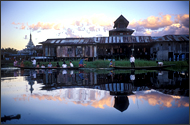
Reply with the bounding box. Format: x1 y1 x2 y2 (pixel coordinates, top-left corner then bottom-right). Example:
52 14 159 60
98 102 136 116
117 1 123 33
39 15 189 61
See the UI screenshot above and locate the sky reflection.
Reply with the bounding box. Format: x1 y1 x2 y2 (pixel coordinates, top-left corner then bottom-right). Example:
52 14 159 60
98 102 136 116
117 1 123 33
12 88 189 110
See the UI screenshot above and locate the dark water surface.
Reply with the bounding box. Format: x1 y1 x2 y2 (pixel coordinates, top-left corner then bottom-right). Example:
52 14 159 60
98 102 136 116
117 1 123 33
1 68 189 124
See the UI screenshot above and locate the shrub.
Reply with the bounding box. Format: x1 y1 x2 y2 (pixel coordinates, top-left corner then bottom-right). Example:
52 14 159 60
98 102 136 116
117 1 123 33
23 61 32 66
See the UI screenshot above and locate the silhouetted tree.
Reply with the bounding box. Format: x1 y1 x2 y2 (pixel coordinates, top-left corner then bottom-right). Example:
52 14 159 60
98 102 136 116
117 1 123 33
1 47 18 54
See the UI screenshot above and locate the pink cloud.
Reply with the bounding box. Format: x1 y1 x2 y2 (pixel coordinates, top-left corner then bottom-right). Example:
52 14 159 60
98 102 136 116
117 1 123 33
75 21 80 26
65 28 79 38
54 23 62 30
12 22 20 25
27 22 55 31
89 26 95 32
129 14 173 30
20 23 26 29
142 24 189 36
174 14 189 28
78 27 84 31
41 23 54 30
128 14 189 36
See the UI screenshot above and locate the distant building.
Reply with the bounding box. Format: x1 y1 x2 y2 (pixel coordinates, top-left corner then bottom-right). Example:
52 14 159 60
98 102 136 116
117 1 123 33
18 33 36 55
16 33 43 60
39 15 189 61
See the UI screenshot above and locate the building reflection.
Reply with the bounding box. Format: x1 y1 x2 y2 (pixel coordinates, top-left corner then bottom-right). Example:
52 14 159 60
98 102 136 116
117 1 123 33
9 69 187 96
23 69 188 96
114 96 129 112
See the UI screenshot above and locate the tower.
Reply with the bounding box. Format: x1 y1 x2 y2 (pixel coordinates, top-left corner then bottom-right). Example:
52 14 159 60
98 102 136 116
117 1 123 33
109 15 134 36
26 33 35 49
25 33 35 55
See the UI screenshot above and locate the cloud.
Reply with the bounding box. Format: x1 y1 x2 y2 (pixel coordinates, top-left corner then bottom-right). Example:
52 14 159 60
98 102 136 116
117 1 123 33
11 14 189 37
129 14 189 36
89 26 95 32
96 34 103 37
54 23 62 30
72 20 81 26
12 22 26 29
65 28 79 38
12 22 20 25
41 23 55 30
174 14 189 28
129 14 173 30
12 22 65 31
20 23 26 29
23 35 28 39
69 14 114 35
144 24 189 36
26 22 57 31
129 90 189 109
78 27 85 31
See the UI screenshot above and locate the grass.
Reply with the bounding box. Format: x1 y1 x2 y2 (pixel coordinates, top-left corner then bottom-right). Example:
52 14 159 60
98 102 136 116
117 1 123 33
3 59 189 71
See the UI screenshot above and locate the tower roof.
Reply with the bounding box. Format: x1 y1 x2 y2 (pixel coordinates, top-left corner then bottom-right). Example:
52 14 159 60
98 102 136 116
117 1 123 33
113 15 129 28
26 33 35 48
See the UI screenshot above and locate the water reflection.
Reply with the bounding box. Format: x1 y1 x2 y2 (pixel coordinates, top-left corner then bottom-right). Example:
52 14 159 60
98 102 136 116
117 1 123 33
29 69 188 96
2 68 189 124
2 69 189 96
2 69 188 111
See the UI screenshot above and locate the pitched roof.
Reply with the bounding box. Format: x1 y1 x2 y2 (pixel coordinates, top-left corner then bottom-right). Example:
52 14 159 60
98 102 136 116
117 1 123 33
114 15 129 24
152 35 189 41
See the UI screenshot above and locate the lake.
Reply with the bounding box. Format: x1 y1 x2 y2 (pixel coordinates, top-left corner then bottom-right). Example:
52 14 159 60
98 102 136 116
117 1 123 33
1 68 189 124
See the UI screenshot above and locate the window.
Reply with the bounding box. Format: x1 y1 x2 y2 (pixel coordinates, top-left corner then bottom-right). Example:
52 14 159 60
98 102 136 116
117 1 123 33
120 48 122 53
107 49 111 54
113 49 117 53
68 48 72 53
120 33 123 35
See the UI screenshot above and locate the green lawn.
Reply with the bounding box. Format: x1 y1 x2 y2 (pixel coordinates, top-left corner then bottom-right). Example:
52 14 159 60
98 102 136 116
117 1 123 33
21 59 188 68
5 59 188 71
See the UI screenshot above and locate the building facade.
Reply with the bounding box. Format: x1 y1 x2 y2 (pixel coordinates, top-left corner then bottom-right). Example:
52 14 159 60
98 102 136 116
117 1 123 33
39 15 189 61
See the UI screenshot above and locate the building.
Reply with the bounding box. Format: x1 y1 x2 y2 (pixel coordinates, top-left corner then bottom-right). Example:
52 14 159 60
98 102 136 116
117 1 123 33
17 33 43 60
39 15 189 61
150 35 189 61
18 33 36 55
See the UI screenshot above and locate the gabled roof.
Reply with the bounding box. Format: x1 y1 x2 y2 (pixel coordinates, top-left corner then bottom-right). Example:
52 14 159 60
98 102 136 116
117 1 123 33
113 15 129 29
114 15 129 24
152 35 189 41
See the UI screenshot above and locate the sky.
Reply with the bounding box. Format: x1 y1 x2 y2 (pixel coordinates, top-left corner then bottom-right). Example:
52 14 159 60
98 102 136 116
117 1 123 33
1 1 189 50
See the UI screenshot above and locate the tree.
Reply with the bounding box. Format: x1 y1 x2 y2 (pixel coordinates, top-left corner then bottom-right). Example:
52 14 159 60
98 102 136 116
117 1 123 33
1 47 18 54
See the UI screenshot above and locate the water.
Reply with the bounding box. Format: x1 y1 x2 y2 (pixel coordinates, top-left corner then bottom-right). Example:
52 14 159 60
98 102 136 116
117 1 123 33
1 68 189 124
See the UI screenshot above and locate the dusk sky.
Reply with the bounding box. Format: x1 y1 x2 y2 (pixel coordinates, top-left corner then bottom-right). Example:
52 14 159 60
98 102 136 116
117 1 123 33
1 1 189 50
